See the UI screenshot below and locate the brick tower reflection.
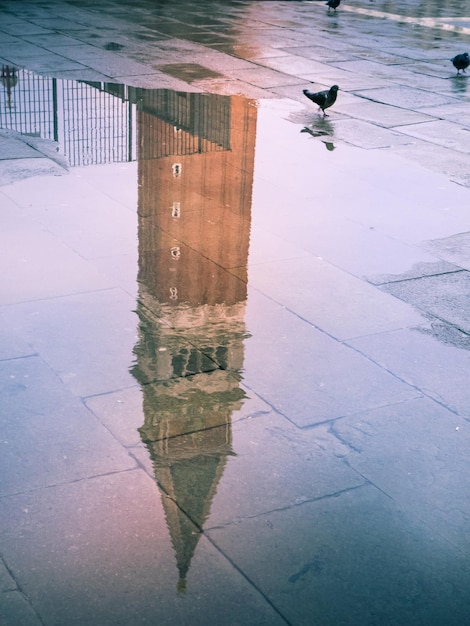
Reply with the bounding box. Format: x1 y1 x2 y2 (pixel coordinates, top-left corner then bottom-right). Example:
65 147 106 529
131 90 257 591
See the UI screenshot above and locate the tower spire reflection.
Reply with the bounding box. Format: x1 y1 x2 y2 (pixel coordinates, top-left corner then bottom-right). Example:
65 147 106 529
132 89 257 590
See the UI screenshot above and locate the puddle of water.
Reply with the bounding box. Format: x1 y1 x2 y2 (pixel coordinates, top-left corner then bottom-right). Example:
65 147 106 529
2 63 470 616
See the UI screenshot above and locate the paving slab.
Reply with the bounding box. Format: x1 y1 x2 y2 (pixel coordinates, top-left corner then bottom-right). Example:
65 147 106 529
330 397 470 547
0 355 135 497
394 140 470 188
207 484 470 626
0 1 470 624
0 591 43 626
225 66 301 88
397 119 470 153
1 228 114 305
86 380 269 448
423 231 470 271
0 560 16 593
25 189 138 260
348 325 470 417
355 85 459 109
328 118 416 149
0 470 286 626
0 289 138 397
334 97 435 128
420 102 470 126
247 254 424 340
134 409 365 527
380 270 470 333
239 288 420 426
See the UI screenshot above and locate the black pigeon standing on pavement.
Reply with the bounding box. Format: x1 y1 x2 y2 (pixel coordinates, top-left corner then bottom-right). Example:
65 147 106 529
326 0 341 12
451 52 470 74
303 85 339 116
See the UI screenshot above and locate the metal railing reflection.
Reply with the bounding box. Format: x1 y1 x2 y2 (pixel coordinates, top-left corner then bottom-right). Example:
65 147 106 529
0 66 233 166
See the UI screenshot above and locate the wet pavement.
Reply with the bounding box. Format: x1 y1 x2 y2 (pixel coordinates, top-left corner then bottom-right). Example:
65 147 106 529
1 1 470 624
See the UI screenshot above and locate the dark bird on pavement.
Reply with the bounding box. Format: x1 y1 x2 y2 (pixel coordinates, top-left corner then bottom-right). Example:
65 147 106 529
451 52 470 74
303 85 339 116
326 0 341 12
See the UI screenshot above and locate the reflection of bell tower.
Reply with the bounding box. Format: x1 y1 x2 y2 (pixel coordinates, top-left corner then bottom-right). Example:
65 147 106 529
131 89 257 590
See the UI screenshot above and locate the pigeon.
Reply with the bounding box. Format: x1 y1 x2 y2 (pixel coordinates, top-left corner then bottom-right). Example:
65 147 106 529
326 0 341 12
451 52 470 74
303 85 339 116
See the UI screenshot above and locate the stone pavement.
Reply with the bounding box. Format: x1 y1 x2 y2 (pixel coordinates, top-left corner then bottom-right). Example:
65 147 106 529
1 1 470 624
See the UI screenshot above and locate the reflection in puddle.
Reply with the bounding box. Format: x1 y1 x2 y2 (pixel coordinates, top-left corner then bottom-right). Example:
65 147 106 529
0 65 135 166
0 65 257 590
132 91 256 589
301 116 336 151
450 74 469 94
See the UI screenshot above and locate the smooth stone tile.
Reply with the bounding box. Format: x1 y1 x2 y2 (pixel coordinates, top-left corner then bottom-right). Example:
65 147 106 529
85 385 144 447
0 228 114 305
0 327 34 361
208 485 470 626
0 191 31 230
28 193 138 260
284 44 353 63
58 47 156 78
0 356 135 496
256 54 342 78
419 102 470 127
194 77 277 98
247 256 424 340
348 326 470 416
355 85 457 110
211 43 291 60
247 228 312 265
182 50 254 72
380 270 470 333
396 119 470 153
333 58 409 78
329 118 415 149
73 163 138 210
200 411 365 526
333 98 435 128
0 289 138 397
20 33 90 48
225 66 299 88
3 53 88 74
301 68 392 91
250 178 460 281
0 471 285 626
240 289 419 426
116 71 201 91
330 397 470 546
1 172 101 207
394 140 470 189
92 252 138 298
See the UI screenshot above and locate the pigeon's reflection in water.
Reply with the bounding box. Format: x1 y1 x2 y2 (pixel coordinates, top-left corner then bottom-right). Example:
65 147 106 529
450 74 468 95
301 117 335 151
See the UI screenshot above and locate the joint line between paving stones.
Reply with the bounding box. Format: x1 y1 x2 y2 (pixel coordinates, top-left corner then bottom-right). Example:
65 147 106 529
206 484 368 533
375 268 467 286
0 466 141 501
344 337 465 419
0 552 47 626
204 534 294 626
